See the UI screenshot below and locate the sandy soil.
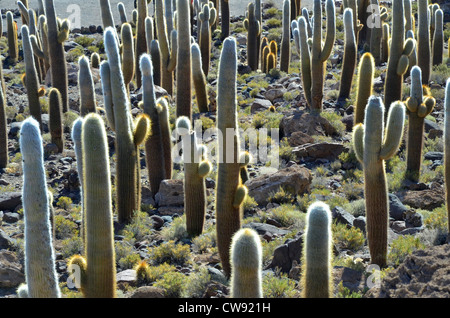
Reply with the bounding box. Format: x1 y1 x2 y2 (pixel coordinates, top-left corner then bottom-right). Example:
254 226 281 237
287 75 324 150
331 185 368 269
2 0 313 30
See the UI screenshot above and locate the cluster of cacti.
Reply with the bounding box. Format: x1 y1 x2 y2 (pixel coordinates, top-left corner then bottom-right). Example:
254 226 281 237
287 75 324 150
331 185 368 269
383 0 414 113
244 3 261 72
300 201 333 298
215 37 248 278
45 0 70 113
353 52 375 125
293 0 335 114
338 8 357 102
280 0 290 73
30 15 51 76
260 37 269 72
191 42 209 113
405 66 436 182
176 116 211 236
198 1 216 76
67 114 117 298
230 228 263 298
261 39 278 74
353 96 405 268
18 117 61 298
155 0 177 96
101 27 151 224
6 11 19 64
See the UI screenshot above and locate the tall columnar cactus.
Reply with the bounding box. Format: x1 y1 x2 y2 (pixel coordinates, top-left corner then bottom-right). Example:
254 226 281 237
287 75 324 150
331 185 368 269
0 82 7 169
383 0 414 114
230 228 263 298
255 0 262 69
157 98 173 180
117 2 128 24
19 117 61 298
71 118 84 250
48 88 64 153
244 3 261 71
102 27 151 224
280 0 290 73
417 0 431 85
135 0 148 89
381 22 390 64
353 96 406 268
176 0 192 120
121 23 135 92
369 0 388 65
444 79 450 236
99 0 115 29
432 9 443 66
71 113 116 298
198 2 216 76
191 43 209 113
78 56 97 116
296 0 335 113
343 0 363 44
22 25 43 131
220 0 230 40
429 3 439 45
215 37 248 278
301 201 332 298
404 0 414 34
405 66 435 182
26 9 43 83
6 11 18 64
0 10 3 38
338 8 357 102
155 0 177 96
45 0 70 112
176 116 211 236
260 37 268 72
353 52 375 125
140 53 167 195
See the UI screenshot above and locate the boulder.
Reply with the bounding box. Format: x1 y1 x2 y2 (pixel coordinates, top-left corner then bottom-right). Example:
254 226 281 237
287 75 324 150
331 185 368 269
246 165 313 206
155 179 184 207
396 187 445 211
280 110 337 138
293 142 347 161
129 286 165 298
268 232 304 273
0 192 22 211
251 98 273 113
0 250 25 288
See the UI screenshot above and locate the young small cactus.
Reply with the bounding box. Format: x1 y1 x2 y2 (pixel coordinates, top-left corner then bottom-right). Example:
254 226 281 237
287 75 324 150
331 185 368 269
405 66 435 182
353 52 375 125
280 0 290 73
191 42 209 113
432 9 443 66
48 88 64 153
6 11 18 64
338 8 357 102
353 96 406 268
301 201 333 298
90 52 101 68
444 78 450 236
230 228 263 298
176 116 211 236
244 2 261 71
78 56 97 116
19 117 61 298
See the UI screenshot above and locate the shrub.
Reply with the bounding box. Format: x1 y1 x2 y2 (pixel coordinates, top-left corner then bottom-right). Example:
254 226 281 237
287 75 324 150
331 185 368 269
148 240 191 266
153 271 186 297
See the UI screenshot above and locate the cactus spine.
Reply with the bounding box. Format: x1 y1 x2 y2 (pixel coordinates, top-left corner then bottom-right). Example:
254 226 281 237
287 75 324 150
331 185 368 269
22 25 43 131
176 0 192 120
301 201 333 298
102 27 151 224
230 228 263 298
141 53 167 195
48 88 64 153
6 11 18 64
192 43 209 113
353 52 375 125
176 116 211 236
0 80 7 169
19 117 61 298
432 9 443 66
298 0 335 113
383 0 414 113
135 0 148 89
215 37 248 278
338 8 357 102
444 79 450 236
280 0 290 73
244 3 261 71
78 56 97 116
405 66 435 182
353 96 405 268
155 0 177 96
199 2 216 76
417 0 431 85
45 0 69 112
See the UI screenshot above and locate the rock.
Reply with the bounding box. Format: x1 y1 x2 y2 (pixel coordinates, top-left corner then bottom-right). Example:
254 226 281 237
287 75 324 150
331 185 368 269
155 179 184 207
424 118 441 133
264 88 286 102
332 206 355 228
280 110 337 138
287 131 315 147
245 165 313 206
424 151 443 161
0 250 25 288
0 229 14 250
391 220 406 233
388 193 408 221
0 192 22 211
397 187 445 211
2 212 20 223
251 98 273 113
116 269 137 285
243 222 290 237
268 232 303 273
404 209 423 228
141 186 156 211
129 286 166 298
353 216 366 233
293 142 347 161
150 215 165 230
342 114 354 131
333 266 365 293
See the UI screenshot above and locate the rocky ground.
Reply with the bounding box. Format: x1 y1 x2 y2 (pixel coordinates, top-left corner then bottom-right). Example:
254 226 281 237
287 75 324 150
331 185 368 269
1 1 450 298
